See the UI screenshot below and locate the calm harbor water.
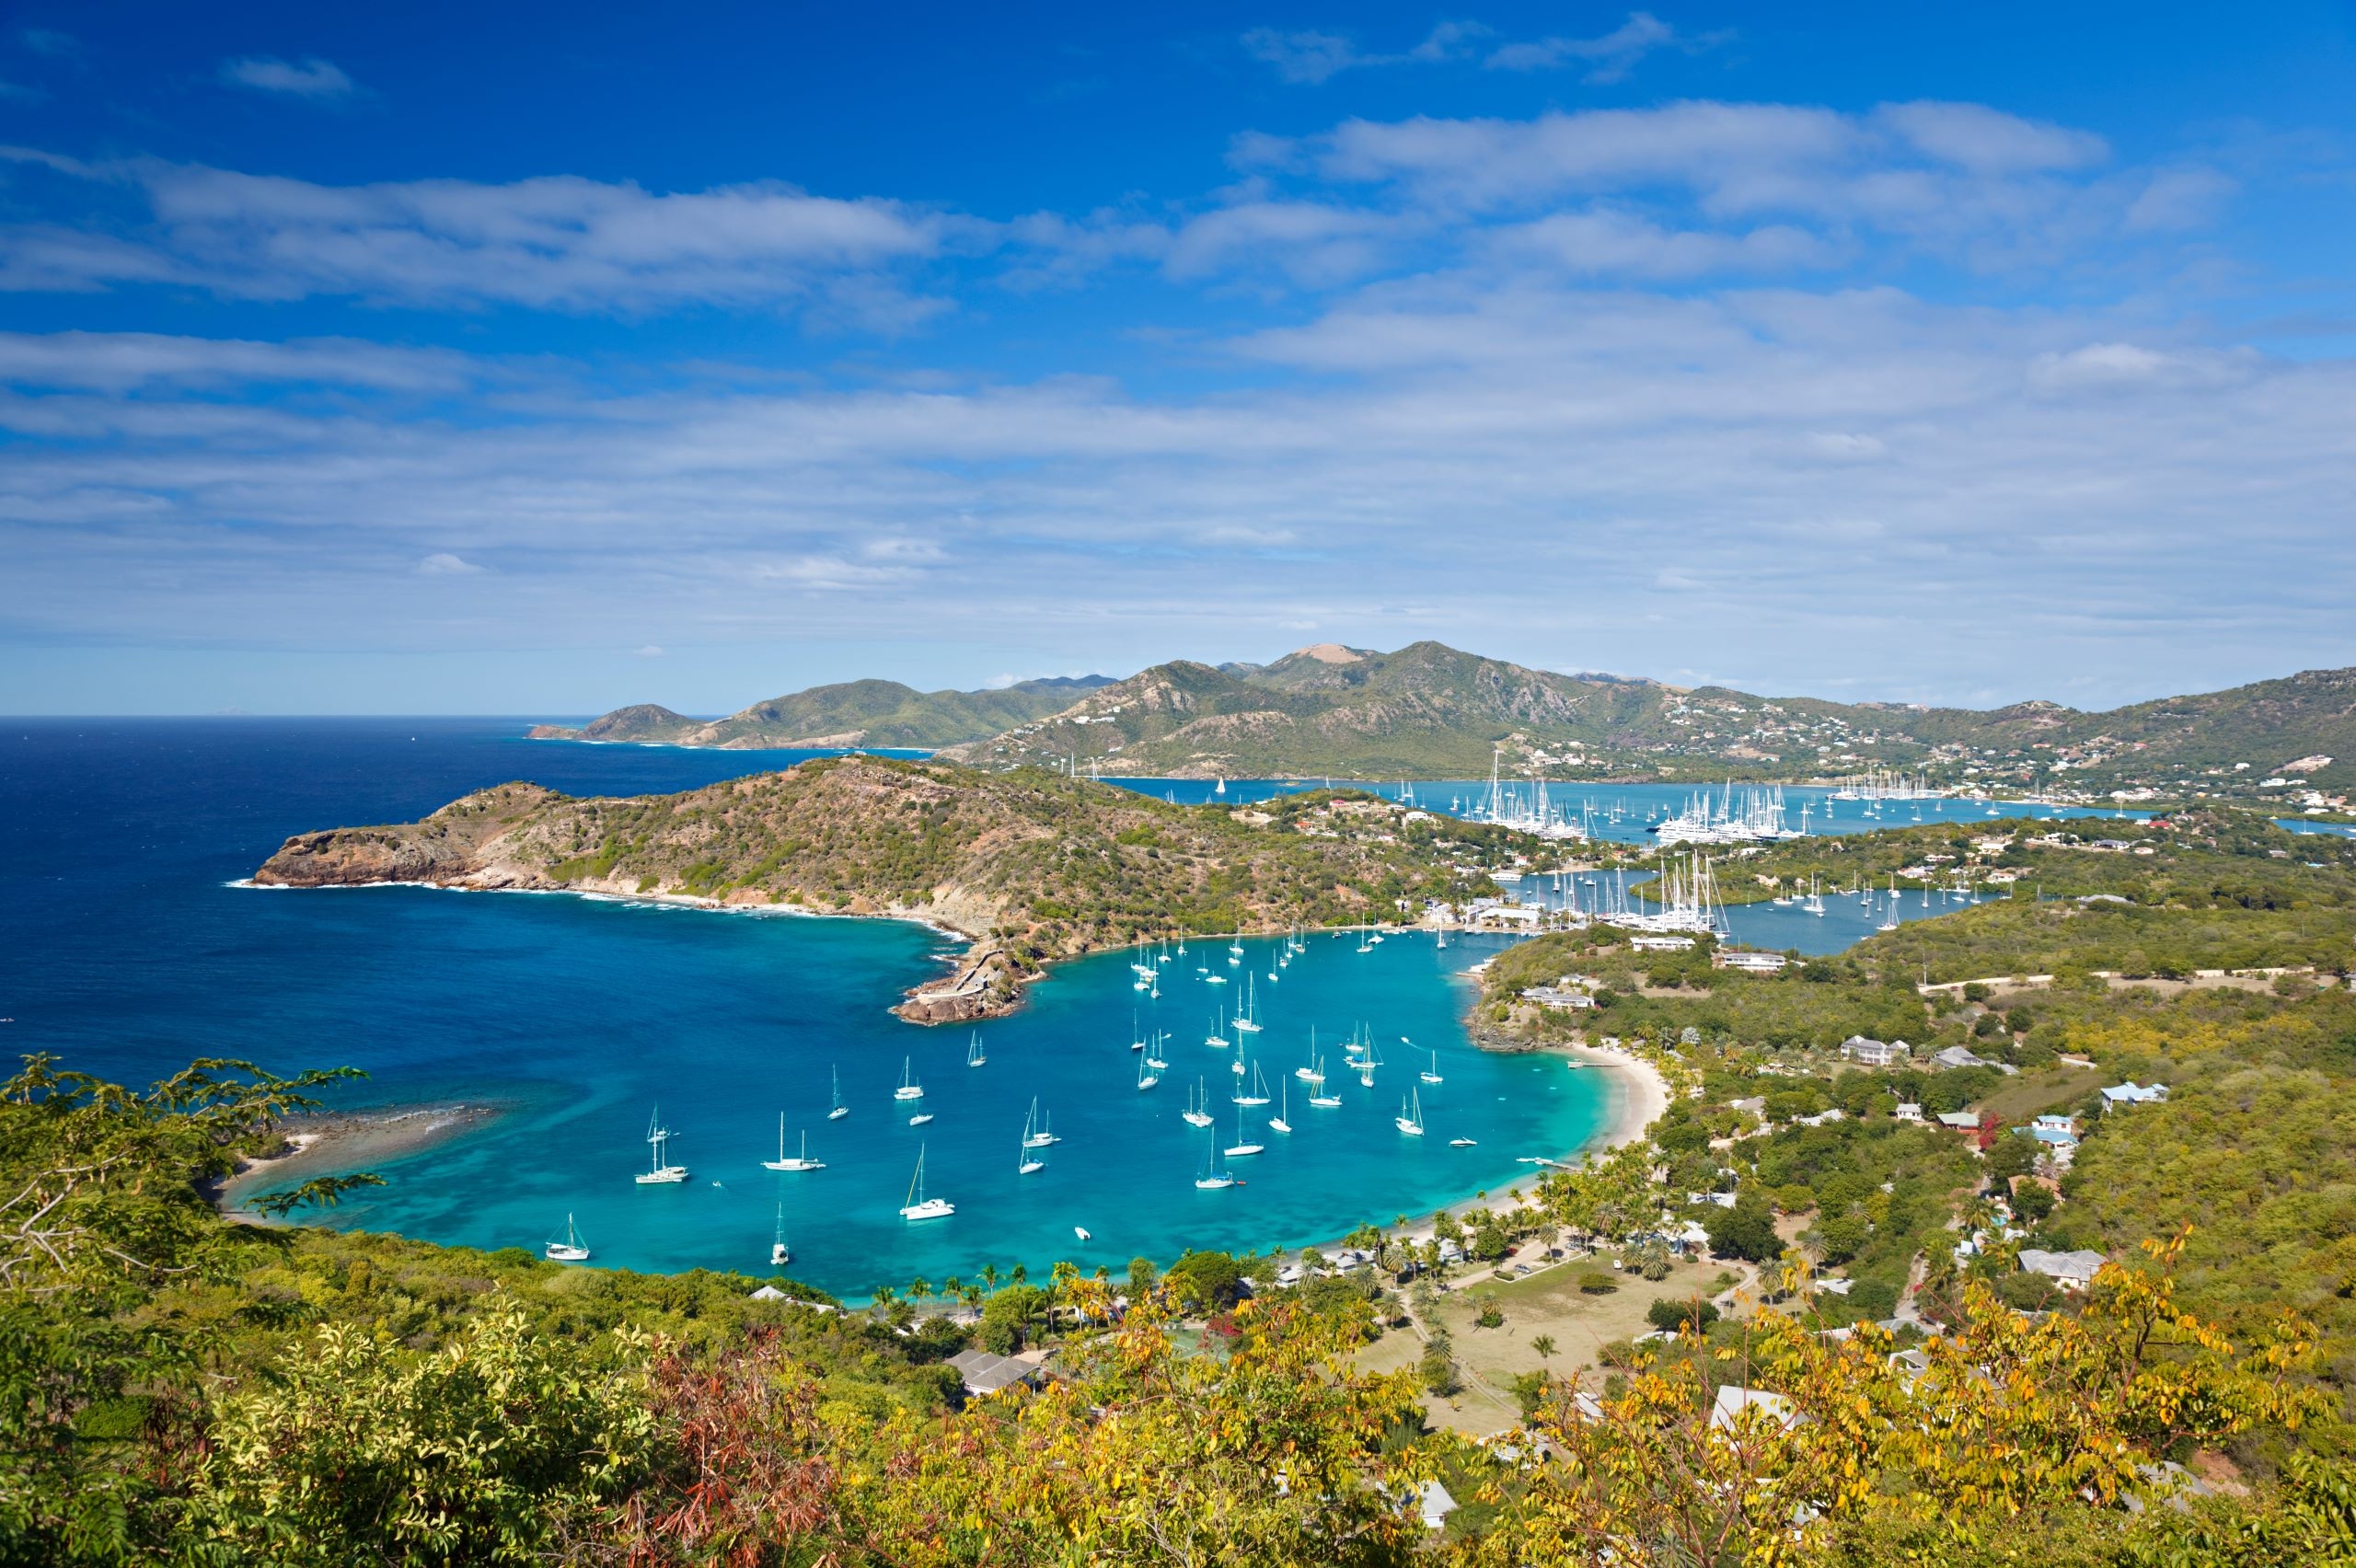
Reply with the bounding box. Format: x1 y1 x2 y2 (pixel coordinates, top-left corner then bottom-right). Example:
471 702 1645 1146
1 719 1593 1295
2 717 2145 1293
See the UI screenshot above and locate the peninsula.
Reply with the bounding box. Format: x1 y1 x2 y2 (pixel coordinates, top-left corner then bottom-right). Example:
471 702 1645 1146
251 755 1523 1021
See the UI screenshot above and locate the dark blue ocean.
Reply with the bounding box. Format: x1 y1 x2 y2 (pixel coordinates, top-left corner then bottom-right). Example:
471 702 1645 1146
0 719 1608 1297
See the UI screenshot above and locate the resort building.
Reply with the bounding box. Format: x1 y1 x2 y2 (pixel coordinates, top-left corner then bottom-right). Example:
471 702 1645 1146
1840 1035 1911 1067
2100 1080 2170 1111
1712 950 1789 973
2019 1249 2108 1292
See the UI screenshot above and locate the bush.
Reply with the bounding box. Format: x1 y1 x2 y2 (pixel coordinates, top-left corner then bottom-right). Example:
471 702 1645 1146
1646 1297 1720 1334
1704 1198 1783 1263
1473 1297 1505 1329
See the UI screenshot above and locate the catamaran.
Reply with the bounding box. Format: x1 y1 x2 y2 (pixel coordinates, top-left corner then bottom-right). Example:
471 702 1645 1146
1232 1061 1271 1107
899 1147 953 1220
827 1066 849 1120
1419 1045 1444 1086
1269 1079 1292 1135
893 1057 925 1102
1233 974 1263 1033
967 1031 987 1067
1224 1103 1265 1158
635 1109 688 1184
1182 1078 1215 1128
545 1214 591 1262
1395 1089 1426 1136
769 1204 791 1265
762 1115 826 1172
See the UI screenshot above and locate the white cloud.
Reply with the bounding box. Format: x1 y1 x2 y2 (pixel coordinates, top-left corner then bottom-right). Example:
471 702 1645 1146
0 330 474 392
1166 200 1404 285
635 644 664 657
1488 209 1831 277
1804 432 1888 462
1873 101 2107 173
0 158 964 317
418 552 485 575
221 56 356 100
1240 29 1369 85
2124 166 2236 231
1485 11 1686 83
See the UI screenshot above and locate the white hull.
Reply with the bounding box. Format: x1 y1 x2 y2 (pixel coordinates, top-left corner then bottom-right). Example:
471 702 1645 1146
764 1159 825 1172
1224 1143 1264 1157
900 1199 954 1220
636 1168 689 1184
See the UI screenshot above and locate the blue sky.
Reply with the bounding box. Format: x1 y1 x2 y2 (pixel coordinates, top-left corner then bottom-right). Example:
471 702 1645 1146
4 2 2354 715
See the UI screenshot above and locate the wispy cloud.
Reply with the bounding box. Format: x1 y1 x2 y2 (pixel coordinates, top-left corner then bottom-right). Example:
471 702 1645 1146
1242 14 1711 86
418 552 486 575
221 56 357 100
1485 12 1710 83
0 158 970 320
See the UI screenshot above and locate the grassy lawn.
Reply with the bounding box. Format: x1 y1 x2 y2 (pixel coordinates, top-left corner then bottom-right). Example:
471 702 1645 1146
1359 1256 1722 1436
1977 1064 2104 1123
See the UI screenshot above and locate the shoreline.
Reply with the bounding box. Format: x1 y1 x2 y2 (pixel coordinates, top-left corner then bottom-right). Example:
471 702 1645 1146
217 1101 506 1216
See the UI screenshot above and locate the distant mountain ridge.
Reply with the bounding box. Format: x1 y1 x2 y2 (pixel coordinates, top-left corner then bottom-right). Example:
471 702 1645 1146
527 674 1114 750
539 645 2355 800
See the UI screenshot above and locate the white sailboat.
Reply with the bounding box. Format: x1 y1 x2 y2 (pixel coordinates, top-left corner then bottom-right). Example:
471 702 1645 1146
1232 973 1263 1033
1182 1078 1215 1128
907 1110 935 1126
635 1109 689 1184
1449 1136 1477 1147
899 1147 953 1220
967 1031 987 1067
1297 1028 1323 1081
1018 1124 1045 1175
762 1115 826 1172
1395 1089 1426 1136
1206 1007 1229 1048
1308 1060 1342 1108
1232 1061 1271 1107
1358 1037 1382 1089
1269 1079 1291 1135
1021 1098 1060 1147
545 1213 591 1262
1195 1136 1236 1189
1145 1030 1169 1070
1225 1103 1265 1158
1419 1045 1443 1086
769 1204 791 1265
827 1066 849 1120
1137 1054 1160 1090
893 1057 925 1102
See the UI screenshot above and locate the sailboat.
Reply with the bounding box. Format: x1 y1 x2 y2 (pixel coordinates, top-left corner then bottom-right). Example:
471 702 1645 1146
967 1031 987 1067
1395 1089 1426 1136
1195 1137 1236 1189
1233 1061 1271 1107
635 1109 689 1184
1130 1011 1147 1052
827 1066 849 1120
1145 1030 1169 1070
1358 1037 1382 1089
1206 1008 1229 1048
1269 1079 1291 1135
762 1115 826 1172
1420 1046 1444 1086
1877 876 1901 932
545 1214 591 1262
893 1057 925 1102
1308 1061 1342 1108
899 1147 953 1220
1224 1102 1265 1158
1182 1078 1215 1128
1137 1054 1160 1090
769 1204 791 1265
1448 1136 1478 1147
907 1109 934 1126
1021 1098 1059 1147
1232 974 1263 1033
1018 1124 1045 1175
1297 1028 1323 1081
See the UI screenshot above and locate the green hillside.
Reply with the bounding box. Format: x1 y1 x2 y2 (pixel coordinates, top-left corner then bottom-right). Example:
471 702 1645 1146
529 674 1112 750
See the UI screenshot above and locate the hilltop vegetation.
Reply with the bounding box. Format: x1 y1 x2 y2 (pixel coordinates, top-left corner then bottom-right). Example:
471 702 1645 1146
526 675 1112 748
544 641 2356 801
252 758 1518 1017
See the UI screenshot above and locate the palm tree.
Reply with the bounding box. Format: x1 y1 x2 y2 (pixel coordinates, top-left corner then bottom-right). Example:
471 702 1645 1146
942 1274 963 1298
909 1275 932 1305
1531 1333 1557 1365
1010 1262 1029 1288
979 1262 1000 1293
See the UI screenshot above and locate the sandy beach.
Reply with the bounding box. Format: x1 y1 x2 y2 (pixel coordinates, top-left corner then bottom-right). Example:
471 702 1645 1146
218 1101 503 1216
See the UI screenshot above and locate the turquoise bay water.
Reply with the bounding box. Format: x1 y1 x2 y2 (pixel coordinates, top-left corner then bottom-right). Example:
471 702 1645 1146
0 720 1599 1297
